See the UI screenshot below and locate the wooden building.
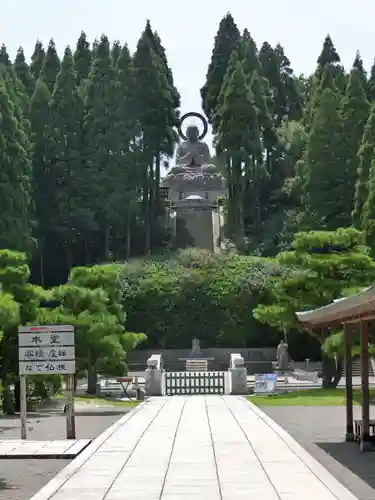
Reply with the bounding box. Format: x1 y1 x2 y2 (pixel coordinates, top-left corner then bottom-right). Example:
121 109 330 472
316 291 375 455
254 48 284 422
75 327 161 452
296 283 375 452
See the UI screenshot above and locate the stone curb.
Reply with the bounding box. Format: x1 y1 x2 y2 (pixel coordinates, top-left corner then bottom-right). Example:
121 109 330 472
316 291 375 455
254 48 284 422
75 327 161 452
28 400 147 500
0 452 88 460
242 396 358 500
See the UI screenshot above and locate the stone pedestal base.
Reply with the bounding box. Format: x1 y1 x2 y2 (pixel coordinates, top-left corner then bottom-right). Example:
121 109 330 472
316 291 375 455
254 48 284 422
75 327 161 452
230 367 247 395
144 368 163 396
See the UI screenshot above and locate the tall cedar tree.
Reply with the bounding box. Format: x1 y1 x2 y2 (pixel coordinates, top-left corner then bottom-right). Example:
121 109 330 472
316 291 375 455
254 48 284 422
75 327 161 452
82 35 119 260
30 41 45 79
29 78 54 285
0 73 33 251
40 39 61 93
143 21 180 204
301 88 346 229
368 60 375 101
317 34 340 67
0 44 10 66
362 158 375 253
274 44 303 121
259 42 287 125
352 103 375 228
113 44 140 258
216 52 261 244
111 41 122 65
353 51 368 96
105 43 140 260
74 31 92 85
133 28 178 253
145 21 180 111
0 46 29 117
257 42 298 230
305 35 345 128
238 34 270 233
201 13 241 125
339 68 369 226
13 47 35 98
48 46 85 270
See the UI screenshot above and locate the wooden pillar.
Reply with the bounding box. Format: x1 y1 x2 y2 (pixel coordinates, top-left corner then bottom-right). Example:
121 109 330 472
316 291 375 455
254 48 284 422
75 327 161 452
360 319 371 452
344 323 354 441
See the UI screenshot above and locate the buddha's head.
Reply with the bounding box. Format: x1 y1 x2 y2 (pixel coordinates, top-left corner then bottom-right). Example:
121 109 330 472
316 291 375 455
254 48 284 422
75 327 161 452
186 125 199 143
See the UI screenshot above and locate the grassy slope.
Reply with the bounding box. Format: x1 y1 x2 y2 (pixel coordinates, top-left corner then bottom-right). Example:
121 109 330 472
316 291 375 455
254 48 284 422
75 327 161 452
248 388 375 406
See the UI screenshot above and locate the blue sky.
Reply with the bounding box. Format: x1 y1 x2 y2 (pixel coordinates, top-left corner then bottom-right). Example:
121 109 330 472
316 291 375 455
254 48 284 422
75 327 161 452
2 0 375 149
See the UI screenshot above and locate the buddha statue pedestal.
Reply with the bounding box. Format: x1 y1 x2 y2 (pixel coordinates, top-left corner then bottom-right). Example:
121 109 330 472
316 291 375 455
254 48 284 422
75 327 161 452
163 165 227 207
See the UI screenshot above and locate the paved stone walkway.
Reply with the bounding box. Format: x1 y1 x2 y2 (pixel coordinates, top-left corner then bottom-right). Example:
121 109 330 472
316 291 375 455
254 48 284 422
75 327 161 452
30 396 358 500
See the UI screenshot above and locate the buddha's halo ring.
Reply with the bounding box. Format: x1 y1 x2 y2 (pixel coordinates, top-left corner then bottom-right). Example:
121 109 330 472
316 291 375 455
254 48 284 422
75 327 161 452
178 112 208 141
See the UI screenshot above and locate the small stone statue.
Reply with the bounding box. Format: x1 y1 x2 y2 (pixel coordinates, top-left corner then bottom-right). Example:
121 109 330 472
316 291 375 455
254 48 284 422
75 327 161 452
190 338 202 358
276 340 289 371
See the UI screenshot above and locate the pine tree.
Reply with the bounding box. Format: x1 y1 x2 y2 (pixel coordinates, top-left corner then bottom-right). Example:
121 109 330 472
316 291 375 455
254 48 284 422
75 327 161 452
201 13 241 122
30 41 45 80
339 68 369 226
301 88 346 229
13 47 35 97
352 103 375 228
74 31 92 85
40 39 61 92
0 75 33 251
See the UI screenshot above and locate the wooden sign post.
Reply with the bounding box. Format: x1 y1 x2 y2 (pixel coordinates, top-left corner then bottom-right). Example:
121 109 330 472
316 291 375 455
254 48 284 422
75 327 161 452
18 325 76 439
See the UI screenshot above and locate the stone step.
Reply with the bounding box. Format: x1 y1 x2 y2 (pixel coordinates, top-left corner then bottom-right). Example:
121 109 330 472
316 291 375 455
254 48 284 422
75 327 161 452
342 357 374 376
185 359 208 372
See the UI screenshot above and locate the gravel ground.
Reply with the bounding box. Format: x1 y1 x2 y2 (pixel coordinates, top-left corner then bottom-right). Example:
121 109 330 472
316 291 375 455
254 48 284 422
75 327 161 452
0 411 124 500
262 405 375 500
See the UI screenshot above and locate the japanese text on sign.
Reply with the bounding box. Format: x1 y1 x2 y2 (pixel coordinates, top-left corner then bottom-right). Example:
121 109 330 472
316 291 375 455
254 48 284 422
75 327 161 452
18 325 75 375
19 360 76 374
19 346 75 361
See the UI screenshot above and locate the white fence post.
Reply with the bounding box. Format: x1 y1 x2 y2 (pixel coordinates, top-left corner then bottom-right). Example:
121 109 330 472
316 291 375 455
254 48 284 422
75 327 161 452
229 353 247 395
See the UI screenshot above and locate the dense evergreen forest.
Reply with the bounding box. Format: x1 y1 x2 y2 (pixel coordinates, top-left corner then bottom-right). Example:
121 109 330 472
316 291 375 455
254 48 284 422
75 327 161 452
2 13 375 405
0 22 180 288
2 15 375 284
201 15 375 255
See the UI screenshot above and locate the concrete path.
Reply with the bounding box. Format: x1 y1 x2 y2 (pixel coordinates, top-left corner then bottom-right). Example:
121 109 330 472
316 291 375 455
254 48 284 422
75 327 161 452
30 396 358 500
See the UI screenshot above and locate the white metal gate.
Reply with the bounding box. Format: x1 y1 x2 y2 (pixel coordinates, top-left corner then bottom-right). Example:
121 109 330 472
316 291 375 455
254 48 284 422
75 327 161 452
164 371 225 396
